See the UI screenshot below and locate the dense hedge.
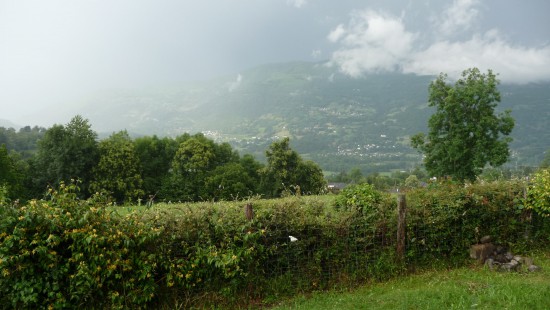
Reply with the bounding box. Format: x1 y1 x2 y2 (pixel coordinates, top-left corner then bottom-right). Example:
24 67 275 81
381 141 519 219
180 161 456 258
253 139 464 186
1 180 549 308
0 182 163 309
405 180 550 266
148 193 399 307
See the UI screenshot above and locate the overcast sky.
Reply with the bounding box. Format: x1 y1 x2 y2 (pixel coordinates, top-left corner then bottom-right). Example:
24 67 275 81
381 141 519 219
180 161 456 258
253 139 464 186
1 0 550 125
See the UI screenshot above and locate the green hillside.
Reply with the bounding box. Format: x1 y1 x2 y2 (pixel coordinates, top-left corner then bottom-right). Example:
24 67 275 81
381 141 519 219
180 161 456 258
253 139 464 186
77 61 550 174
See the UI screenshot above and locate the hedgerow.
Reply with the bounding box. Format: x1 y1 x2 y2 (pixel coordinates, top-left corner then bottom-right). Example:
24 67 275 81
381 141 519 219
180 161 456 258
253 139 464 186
1 179 549 308
527 168 550 217
405 180 536 265
0 181 163 309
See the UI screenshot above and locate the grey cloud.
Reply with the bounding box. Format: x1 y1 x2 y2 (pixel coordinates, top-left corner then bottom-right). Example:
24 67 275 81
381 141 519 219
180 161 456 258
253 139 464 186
287 0 308 8
1 0 549 125
328 4 550 83
405 30 550 83
328 10 417 76
435 0 480 37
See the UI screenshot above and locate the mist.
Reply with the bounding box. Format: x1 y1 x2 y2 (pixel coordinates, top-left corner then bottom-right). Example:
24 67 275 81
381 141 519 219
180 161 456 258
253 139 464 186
1 0 549 127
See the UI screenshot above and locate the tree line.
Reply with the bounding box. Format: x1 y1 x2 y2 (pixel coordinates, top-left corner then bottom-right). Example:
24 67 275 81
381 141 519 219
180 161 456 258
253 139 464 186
4 68 550 203
0 116 326 203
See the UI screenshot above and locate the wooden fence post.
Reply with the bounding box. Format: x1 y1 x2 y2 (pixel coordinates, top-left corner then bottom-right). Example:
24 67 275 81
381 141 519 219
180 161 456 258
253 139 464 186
244 203 254 221
397 194 407 261
523 185 532 240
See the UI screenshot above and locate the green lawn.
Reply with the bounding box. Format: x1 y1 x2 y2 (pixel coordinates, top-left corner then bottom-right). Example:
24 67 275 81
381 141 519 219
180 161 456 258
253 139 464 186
272 251 550 310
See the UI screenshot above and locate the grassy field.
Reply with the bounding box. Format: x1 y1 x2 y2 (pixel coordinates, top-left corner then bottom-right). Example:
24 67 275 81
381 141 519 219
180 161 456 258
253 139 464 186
272 251 550 310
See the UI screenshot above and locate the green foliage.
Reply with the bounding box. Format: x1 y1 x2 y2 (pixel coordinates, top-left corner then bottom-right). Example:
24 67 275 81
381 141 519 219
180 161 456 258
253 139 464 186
91 130 144 203
205 162 257 200
164 135 226 201
527 169 550 217
404 174 420 188
405 181 534 264
32 116 99 196
262 138 326 197
0 184 9 206
0 181 163 309
0 144 28 200
295 160 327 195
162 134 265 202
0 126 46 159
134 135 179 198
411 68 515 182
0 145 16 194
334 183 384 213
263 137 301 196
2 180 550 308
151 202 269 303
273 253 550 310
4 63 550 176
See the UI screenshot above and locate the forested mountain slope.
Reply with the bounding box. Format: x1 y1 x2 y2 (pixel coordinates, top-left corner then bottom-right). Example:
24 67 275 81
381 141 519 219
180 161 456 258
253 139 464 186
60 61 550 173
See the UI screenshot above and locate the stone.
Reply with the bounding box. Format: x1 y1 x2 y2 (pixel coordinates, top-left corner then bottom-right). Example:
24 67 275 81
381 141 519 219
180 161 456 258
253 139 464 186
500 262 519 272
528 265 541 272
493 254 509 263
470 243 495 263
521 257 534 267
505 252 514 261
484 258 495 270
480 235 492 244
469 240 537 273
495 245 507 255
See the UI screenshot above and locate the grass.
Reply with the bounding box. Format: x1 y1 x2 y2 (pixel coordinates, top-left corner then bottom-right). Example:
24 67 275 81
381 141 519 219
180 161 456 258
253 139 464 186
272 251 550 310
109 195 337 216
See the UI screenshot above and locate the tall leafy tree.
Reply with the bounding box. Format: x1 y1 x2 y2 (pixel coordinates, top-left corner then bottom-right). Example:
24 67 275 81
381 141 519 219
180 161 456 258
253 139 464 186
134 135 179 198
262 137 326 197
262 137 300 196
0 145 15 183
163 135 219 201
295 160 327 195
0 126 45 158
0 145 18 199
411 68 515 182
205 163 256 201
33 116 99 195
240 154 263 190
162 134 263 201
90 131 144 203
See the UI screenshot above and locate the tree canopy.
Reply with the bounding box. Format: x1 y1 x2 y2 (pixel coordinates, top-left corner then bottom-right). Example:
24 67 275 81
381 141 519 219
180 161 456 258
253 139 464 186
1 117 330 202
90 131 144 203
262 137 326 196
411 68 515 182
133 135 178 197
32 116 99 195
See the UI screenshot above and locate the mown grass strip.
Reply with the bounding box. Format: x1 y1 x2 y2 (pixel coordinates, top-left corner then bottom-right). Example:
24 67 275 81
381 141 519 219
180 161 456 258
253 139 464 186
273 252 550 310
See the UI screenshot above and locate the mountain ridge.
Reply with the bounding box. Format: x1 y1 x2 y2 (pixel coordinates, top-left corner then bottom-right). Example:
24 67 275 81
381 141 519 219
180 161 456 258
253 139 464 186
8 61 550 173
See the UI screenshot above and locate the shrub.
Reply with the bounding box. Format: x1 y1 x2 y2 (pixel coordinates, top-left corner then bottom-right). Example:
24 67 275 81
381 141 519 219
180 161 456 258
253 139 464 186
334 183 383 213
527 168 550 217
0 184 9 206
0 181 163 309
2 180 549 308
405 180 533 265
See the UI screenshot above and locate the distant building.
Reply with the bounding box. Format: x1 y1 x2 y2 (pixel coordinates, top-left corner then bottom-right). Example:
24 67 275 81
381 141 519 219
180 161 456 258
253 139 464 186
327 182 348 194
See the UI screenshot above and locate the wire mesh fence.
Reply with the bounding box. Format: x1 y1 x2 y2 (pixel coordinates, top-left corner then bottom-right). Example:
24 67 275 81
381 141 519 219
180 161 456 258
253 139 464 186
159 182 550 305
